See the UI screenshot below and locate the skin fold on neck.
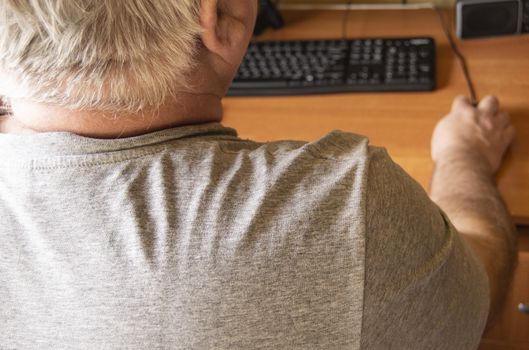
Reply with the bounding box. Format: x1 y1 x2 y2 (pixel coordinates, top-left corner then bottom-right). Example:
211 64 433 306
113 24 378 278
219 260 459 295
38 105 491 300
1 90 223 139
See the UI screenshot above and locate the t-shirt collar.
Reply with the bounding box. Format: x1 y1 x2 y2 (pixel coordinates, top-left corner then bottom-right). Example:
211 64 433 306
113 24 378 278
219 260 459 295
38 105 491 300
0 121 237 158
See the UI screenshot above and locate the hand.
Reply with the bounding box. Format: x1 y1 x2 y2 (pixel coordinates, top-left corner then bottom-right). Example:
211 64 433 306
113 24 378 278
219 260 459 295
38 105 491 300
431 95 515 175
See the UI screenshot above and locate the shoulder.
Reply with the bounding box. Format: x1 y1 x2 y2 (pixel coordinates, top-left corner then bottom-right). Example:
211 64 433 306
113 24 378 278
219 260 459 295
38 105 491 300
219 130 371 162
361 149 489 349
214 130 377 194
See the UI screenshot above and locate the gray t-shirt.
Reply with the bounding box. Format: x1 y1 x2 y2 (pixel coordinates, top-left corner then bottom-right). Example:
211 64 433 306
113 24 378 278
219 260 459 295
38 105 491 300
0 122 488 349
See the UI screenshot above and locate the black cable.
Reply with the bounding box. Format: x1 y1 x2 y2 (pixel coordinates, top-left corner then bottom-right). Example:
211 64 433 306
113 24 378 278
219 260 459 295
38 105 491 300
342 1 352 39
435 7 478 106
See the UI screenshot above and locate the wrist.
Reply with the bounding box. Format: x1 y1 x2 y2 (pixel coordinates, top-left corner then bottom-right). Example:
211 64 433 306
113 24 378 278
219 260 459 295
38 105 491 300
433 148 495 179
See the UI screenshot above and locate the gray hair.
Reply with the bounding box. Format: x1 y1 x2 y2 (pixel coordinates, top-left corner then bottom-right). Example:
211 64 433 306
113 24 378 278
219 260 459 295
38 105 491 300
0 0 202 113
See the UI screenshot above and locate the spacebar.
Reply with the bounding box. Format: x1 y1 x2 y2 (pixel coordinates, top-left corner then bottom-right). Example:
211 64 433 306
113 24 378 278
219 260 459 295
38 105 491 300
230 80 289 89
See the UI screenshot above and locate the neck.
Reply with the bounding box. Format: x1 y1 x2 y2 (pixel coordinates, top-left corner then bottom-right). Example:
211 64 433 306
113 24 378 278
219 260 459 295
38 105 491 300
1 92 223 139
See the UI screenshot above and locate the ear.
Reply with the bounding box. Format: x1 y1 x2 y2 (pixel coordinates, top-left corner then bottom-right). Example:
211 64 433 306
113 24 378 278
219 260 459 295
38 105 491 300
199 0 257 66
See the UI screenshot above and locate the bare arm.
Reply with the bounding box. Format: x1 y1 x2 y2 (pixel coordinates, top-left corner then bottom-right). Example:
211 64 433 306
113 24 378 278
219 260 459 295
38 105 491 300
430 95 517 329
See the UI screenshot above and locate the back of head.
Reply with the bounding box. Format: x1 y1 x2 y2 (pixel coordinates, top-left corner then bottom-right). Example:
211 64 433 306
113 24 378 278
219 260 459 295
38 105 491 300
0 0 202 113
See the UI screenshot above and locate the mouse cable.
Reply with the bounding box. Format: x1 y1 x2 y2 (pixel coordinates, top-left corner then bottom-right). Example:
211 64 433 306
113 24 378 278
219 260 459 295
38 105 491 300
435 6 478 105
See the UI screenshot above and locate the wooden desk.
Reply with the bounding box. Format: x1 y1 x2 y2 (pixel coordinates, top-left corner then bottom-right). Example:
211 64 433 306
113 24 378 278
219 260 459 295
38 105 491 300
222 9 529 224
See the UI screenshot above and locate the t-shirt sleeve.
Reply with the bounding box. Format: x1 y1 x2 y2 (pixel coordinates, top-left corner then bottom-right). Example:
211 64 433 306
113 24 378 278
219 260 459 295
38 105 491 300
360 148 490 350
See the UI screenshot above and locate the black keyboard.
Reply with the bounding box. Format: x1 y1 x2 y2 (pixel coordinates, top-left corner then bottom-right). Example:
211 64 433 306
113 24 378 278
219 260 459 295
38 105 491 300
228 37 436 96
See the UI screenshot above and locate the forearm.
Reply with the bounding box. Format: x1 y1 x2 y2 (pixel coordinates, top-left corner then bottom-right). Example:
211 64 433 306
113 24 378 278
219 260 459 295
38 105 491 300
430 152 517 327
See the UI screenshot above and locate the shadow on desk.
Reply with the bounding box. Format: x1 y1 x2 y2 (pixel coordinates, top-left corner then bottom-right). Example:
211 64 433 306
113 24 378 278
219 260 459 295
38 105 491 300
510 109 529 158
479 226 529 349
497 108 529 225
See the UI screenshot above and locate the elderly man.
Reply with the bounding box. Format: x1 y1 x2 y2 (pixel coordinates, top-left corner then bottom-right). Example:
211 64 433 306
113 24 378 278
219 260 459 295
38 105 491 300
0 1 517 349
